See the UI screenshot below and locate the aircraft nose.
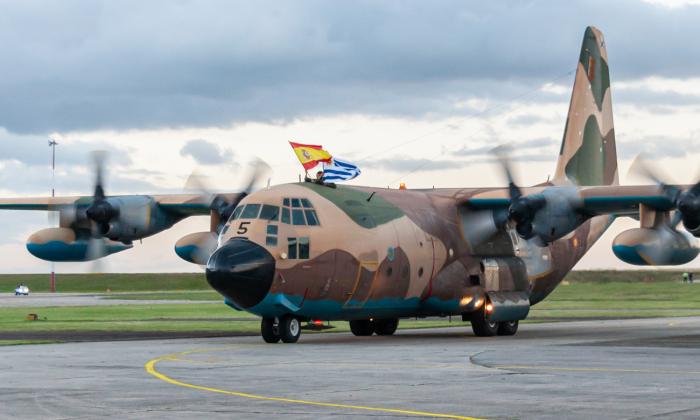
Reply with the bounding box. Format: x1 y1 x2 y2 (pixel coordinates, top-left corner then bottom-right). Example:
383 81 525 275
205 238 276 309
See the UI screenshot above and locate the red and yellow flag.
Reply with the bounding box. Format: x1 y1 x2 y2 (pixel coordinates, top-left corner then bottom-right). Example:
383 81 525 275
289 141 332 170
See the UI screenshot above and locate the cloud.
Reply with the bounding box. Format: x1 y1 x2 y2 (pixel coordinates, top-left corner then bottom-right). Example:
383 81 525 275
452 137 557 157
180 139 234 165
617 135 700 160
2 0 700 134
363 156 466 173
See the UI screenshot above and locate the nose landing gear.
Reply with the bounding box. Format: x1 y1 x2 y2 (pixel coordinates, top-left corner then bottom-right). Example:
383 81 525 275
261 316 301 343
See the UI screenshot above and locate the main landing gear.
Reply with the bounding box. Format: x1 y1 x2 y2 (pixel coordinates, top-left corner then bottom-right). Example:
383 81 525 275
349 318 399 336
469 307 519 337
261 316 301 343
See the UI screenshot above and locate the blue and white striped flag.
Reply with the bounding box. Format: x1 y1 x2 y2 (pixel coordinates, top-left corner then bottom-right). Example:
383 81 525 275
322 158 361 182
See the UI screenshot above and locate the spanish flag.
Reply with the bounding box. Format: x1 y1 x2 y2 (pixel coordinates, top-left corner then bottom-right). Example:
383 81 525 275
289 141 332 170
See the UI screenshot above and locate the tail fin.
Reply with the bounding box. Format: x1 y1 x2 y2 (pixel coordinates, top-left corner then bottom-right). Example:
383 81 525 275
553 26 618 186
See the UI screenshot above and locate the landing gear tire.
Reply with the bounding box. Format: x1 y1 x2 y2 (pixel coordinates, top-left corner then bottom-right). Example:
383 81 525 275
374 318 399 336
349 320 375 336
471 309 498 337
261 317 280 343
497 320 519 336
279 316 301 343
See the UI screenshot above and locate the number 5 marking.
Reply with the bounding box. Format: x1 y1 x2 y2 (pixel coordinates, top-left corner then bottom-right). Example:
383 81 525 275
237 222 250 235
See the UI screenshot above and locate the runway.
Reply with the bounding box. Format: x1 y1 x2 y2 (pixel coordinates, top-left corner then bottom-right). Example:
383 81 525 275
3 317 700 419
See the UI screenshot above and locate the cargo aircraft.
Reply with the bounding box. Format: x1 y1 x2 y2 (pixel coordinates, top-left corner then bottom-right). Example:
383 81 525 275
1 27 699 343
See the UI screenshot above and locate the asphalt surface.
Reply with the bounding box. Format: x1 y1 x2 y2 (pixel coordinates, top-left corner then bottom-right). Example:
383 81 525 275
3 317 700 419
0 292 219 307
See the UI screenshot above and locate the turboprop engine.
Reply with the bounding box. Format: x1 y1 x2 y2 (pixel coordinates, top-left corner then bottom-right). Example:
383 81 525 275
612 227 700 266
466 148 585 246
26 227 132 262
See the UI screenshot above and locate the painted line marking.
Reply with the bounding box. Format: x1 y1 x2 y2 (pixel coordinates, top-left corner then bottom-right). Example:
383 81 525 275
145 347 484 420
495 365 700 375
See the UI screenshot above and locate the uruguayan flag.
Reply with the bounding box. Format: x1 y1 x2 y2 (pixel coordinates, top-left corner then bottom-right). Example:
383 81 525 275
322 158 361 182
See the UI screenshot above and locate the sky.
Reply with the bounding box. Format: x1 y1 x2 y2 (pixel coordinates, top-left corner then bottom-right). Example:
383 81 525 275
1 0 700 273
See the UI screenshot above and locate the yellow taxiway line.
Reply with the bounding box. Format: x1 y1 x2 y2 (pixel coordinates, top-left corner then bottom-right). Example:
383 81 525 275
145 347 484 420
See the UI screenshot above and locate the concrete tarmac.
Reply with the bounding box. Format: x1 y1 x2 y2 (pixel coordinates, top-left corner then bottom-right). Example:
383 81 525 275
3 317 700 419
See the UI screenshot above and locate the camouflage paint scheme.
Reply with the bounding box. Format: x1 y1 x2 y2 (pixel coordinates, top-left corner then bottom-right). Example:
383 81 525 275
0 27 697 325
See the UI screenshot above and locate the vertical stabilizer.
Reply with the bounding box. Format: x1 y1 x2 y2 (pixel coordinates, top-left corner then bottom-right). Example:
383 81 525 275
554 26 618 186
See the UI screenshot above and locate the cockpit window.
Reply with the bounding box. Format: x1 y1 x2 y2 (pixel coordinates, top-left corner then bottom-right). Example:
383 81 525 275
292 209 305 225
287 237 310 259
231 206 244 220
241 204 261 219
259 205 279 221
304 209 319 226
281 197 320 226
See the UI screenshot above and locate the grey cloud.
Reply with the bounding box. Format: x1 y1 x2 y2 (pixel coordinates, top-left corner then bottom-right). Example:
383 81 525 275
453 138 557 157
0 160 170 196
2 0 700 134
507 114 557 127
617 135 700 160
363 157 466 173
364 147 559 176
180 139 234 165
0 130 132 167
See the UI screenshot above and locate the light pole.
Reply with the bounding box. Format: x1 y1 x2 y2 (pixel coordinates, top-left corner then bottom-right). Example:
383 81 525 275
48 138 58 293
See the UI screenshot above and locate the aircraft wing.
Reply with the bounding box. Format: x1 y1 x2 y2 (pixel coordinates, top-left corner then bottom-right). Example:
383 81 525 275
463 184 677 217
152 194 215 216
0 196 86 211
0 193 241 216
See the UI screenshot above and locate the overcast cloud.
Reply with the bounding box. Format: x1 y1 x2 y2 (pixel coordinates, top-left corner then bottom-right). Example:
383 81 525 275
1 0 700 134
180 139 235 165
1 0 700 271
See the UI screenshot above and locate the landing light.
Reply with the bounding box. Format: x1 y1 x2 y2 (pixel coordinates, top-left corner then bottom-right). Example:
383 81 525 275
399 182 407 190
459 296 473 306
485 303 494 314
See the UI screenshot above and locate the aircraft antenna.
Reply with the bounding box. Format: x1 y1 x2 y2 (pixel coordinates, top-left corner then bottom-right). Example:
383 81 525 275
48 137 59 293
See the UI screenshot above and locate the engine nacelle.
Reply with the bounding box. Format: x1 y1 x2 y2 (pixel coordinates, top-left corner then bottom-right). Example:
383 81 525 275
530 187 584 243
26 227 132 262
175 231 218 265
613 227 700 266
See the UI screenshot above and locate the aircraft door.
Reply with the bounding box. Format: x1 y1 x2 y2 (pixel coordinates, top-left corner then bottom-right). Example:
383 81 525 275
342 260 378 309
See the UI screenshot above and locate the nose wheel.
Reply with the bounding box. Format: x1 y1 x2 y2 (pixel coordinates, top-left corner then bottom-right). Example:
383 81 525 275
261 316 301 343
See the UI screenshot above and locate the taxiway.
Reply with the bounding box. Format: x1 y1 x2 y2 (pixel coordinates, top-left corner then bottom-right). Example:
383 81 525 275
3 317 700 419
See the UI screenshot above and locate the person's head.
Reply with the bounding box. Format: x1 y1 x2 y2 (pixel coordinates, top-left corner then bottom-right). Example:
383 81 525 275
316 170 323 180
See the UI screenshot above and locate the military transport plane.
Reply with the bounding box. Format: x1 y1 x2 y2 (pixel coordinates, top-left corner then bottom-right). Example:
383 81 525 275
1 27 699 343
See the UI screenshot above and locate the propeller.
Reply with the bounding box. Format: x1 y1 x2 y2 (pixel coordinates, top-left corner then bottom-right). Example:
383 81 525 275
629 155 700 231
186 158 271 234
493 146 547 240
82 151 119 266
466 146 581 247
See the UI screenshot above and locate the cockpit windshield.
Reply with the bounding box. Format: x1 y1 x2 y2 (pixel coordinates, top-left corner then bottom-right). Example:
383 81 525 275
231 198 319 226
